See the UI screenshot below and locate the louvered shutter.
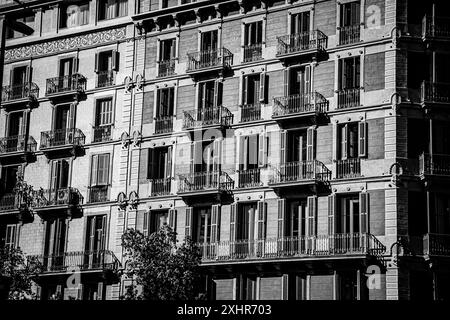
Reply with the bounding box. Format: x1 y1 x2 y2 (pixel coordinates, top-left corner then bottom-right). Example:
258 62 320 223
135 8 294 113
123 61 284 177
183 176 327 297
91 155 99 186
258 132 267 168
213 80 222 107
112 50 119 71
94 53 99 73
98 154 110 185
213 139 222 171
185 207 193 239
358 121 367 158
230 203 237 242
243 76 248 105
306 196 317 236
136 210 145 232
359 192 369 233
259 72 266 103
304 65 311 95
280 130 287 164
257 201 266 240
139 148 149 183
68 103 76 129
306 127 316 161
277 199 286 238
328 194 337 235
341 124 348 160
97 282 104 300
168 208 177 231
211 205 221 242
284 68 289 96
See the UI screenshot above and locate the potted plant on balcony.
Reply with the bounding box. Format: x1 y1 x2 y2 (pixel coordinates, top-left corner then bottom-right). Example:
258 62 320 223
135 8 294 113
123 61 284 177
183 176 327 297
0 246 42 300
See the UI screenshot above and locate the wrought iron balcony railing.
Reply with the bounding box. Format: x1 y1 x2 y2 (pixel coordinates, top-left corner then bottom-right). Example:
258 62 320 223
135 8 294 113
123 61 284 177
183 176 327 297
32 187 83 209
28 250 120 274
1 82 39 103
96 70 115 88
335 158 361 179
178 171 234 193
277 30 327 56
183 106 233 129
419 153 450 176
157 59 176 77
270 160 331 184
197 233 385 262
424 233 450 256
88 185 110 203
273 92 329 117
187 48 233 72
338 25 361 45
336 88 361 109
40 128 85 149
149 178 172 197
422 15 450 39
421 81 450 104
0 135 37 154
46 74 86 96
240 103 262 122
92 125 113 143
237 168 261 188
154 116 174 134
243 43 263 63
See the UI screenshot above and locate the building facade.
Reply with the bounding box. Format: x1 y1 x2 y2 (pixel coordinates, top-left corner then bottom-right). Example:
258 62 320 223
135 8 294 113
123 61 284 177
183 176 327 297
0 0 449 300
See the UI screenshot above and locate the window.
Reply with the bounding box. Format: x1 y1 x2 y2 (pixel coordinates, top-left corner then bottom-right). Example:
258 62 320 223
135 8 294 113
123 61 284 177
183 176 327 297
156 88 175 118
147 146 173 180
159 39 176 61
44 218 67 259
98 0 128 20
243 21 263 62
83 283 105 300
190 140 221 174
432 194 450 235
338 57 360 90
201 30 218 52
338 122 367 160
6 15 35 39
237 202 258 241
285 199 307 238
0 166 19 194
85 216 107 267
194 207 212 244
10 65 31 90
329 193 369 235
50 159 70 191
340 2 360 28
198 80 222 111
291 12 310 34
238 134 268 170
90 154 110 186
433 121 450 155
280 128 315 164
243 74 261 106
60 3 89 28
0 224 18 248
95 98 113 127
95 51 118 87
143 211 168 236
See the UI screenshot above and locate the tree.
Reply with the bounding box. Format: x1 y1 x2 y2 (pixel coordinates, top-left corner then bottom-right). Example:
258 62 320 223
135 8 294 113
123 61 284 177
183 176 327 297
121 225 202 300
0 246 42 300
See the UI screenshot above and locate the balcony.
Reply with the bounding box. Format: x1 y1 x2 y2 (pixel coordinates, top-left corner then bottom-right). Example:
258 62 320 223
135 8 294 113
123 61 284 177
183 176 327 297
272 92 328 125
1 82 39 108
149 178 172 197
338 25 361 46
0 135 36 163
154 116 174 135
424 234 450 257
88 185 110 204
182 106 233 131
29 250 120 276
178 171 234 202
276 30 327 62
45 74 86 101
335 158 361 179
186 48 233 76
243 43 263 63
40 128 85 157
239 103 262 123
96 70 115 88
92 125 113 143
0 192 32 220
157 59 176 78
32 187 83 215
419 153 450 177
422 15 450 41
421 81 450 106
197 233 385 264
237 168 261 189
269 161 331 194
336 88 361 109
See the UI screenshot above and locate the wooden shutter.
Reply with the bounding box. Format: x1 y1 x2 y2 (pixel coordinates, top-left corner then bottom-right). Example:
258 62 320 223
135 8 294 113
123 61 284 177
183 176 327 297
277 199 286 238
211 204 221 242
243 76 248 105
168 87 175 116
68 103 76 129
112 50 119 71
91 155 99 186
72 57 79 73
191 141 202 174
168 208 177 231
306 127 316 161
97 282 104 300
213 139 222 171
341 124 348 160
230 203 237 242
185 207 193 239
21 110 29 136
258 132 268 168
306 196 317 236
139 148 149 183
304 65 311 95
94 53 99 73
166 146 173 178
358 121 367 158
143 211 149 236
25 65 31 83
100 215 107 250
359 192 369 233
257 201 266 240
50 160 59 191
284 68 289 96
238 136 245 170
280 130 287 164
77 284 83 300
214 80 222 107
136 210 145 232
259 73 266 103
328 194 337 235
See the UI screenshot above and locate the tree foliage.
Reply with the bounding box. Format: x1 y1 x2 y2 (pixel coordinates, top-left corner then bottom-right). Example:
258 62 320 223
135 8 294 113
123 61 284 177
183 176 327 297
0 246 42 300
121 225 202 300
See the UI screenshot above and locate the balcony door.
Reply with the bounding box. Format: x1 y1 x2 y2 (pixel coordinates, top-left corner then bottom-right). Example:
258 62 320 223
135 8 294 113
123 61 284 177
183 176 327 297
198 80 218 113
286 200 307 238
5 112 27 152
1 165 19 194
160 39 176 61
288 66 311 97
54 105 71 131
0 224 18 248
340 1 360 28
201 30 218 52
50 159 70 193
432 194 450 235
291 12 310 35
237 202 258 242
287 130 307 162
243 75 261 106
59 57 76 90
195 207 212 244
148 146 173 180
10 66 29 99
337 196 360 235
44 218 67 270
338 57 360 90
85 215 107 268
239 135 259 171
144 211 168 236
156 88 174 117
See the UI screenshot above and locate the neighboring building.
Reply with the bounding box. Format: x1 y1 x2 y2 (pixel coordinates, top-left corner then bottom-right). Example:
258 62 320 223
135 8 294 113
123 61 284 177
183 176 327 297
0 0 449 300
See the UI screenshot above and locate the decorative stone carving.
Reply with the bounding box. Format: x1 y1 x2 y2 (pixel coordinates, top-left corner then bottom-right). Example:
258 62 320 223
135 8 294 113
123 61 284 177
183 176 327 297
120 131 130 149
124 76 134 93
5 27 126 62
131 130 142 147
117 192 128 211
128 191 139 210
135 74 144 90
